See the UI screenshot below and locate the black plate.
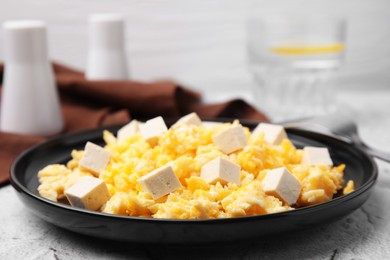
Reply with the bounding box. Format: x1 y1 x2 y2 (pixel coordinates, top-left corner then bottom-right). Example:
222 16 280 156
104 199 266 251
10 121 378 244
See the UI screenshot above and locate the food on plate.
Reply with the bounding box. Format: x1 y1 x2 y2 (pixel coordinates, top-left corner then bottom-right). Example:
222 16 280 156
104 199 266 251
171 112 202 128
116 120 143 142
65 176 110 210
37 115 354 219
137 164 182 200
262 167 301 206
301 146 333 166
79 142 111 176
200 157 241 185
139 116 168 147
252 123 287 145
212 124 248 154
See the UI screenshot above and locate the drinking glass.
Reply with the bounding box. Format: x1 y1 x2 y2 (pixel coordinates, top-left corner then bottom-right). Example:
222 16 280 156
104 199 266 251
247 14 346 121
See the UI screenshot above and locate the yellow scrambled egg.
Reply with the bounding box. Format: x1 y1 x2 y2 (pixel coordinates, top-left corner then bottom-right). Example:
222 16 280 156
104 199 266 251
37 121 353 219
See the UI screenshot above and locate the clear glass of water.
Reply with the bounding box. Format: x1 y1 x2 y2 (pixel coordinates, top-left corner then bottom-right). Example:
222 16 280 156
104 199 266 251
247 14 346 121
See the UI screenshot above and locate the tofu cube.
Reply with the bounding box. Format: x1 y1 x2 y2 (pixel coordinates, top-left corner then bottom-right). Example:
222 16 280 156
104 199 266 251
202 121 223 129
79 142 111 176
137 164 182 200
212 124 248 154
117 120 143 142
252 123 287 145
171 112 202 128
200 157 241 185
65 176 110 211
262 167 301 206
139 116 168 146
301 146 333 166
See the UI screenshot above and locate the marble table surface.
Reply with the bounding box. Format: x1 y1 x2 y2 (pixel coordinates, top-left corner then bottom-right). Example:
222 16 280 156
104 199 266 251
1 90 390 259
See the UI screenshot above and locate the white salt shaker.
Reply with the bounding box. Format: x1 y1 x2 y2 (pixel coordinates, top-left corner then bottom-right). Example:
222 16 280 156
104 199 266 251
0 20 64 136
86 13 129 80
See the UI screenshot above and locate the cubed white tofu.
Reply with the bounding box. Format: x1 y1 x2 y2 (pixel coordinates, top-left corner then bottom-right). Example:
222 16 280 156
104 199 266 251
139 116 168 146
137 164 182 200
200 157 241 185
252 123 287 145
65 176 110 211
301 146 333 166
117 120 143 142
171 112 202 128
262 167 301 206
202 121 223 130
212 124 248 154
79 142 111 176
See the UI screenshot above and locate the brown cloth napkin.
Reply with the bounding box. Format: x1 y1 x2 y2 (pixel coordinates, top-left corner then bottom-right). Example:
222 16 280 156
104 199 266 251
0 63 269 186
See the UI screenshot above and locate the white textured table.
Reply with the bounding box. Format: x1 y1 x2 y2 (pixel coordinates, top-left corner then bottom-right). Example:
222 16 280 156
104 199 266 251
1 90 390 259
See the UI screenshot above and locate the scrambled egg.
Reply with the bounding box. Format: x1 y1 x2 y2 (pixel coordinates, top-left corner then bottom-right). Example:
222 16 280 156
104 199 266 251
37 121 352 219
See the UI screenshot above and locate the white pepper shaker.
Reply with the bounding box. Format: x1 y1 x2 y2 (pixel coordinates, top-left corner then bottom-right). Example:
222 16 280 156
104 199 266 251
0 20 64 136
86 13 129 80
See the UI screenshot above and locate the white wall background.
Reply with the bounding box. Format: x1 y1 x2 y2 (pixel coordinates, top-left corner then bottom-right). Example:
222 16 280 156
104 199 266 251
0 0 389 101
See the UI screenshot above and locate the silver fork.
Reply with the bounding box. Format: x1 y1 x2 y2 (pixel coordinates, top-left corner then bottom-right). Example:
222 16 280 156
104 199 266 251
282 113 390 162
